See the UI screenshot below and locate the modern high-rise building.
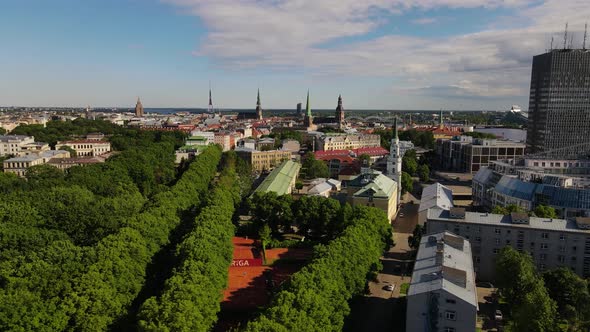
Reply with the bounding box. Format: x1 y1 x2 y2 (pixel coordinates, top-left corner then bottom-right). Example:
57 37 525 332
526 49 590 159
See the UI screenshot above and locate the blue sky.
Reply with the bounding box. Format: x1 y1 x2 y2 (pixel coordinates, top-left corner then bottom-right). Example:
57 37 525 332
0 0 588 110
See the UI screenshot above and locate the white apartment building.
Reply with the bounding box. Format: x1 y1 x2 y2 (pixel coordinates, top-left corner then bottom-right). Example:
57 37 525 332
0 135 35 156
189 130 215 145
406 231 477 332
317 134 380 151
3 150 70 177
56 140 111 157
427 208 590 280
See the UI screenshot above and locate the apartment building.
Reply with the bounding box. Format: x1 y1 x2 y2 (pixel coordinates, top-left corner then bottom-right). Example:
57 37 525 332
56 140 111 157
235 148 292 172
427 208 590 280
318 133 380 151
0 135 35 156
346 169 398 221
3 150 70 177
406 231 477 332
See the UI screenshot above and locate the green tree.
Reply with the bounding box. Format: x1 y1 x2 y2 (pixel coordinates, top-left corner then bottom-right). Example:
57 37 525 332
358 154 371 166
543 268 590 327
0 127 6 135
407 224 424 250
496 247 538 308
401 172 413 195
508 279 558 332
302 152 329 179
492 204 525 215
534 205 557 218
418 164 430 182
402 153 418 175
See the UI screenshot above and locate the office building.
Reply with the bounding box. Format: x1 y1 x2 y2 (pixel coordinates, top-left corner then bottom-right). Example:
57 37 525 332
427 208 590 280
319 133 381 151
406 231 477 332
526 49 590 159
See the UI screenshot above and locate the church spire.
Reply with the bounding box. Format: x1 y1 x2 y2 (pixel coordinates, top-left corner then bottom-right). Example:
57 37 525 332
393 116 398 140
439 109 444 129
336 94 344 130
255 89 263 120
306 90 311 117
257 88 261 107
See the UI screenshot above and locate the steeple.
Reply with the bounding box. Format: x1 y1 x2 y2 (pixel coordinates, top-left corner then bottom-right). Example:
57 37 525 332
393 116 398 141
255 89 263 120
306 90 311 117
208 84 213 113
335 94 345 130
439 109 444 129
304 90 316 131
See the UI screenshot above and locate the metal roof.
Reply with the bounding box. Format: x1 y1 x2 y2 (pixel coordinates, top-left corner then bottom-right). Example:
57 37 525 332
419 183 454 212
254 160 301 196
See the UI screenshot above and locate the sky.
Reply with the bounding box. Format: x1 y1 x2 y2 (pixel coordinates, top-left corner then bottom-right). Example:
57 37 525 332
1 0 589 110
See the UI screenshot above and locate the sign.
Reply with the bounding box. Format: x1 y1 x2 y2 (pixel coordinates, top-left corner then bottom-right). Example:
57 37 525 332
231 258 263 267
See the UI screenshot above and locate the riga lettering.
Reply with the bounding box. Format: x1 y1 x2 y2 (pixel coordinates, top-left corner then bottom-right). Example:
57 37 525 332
231 259 263 267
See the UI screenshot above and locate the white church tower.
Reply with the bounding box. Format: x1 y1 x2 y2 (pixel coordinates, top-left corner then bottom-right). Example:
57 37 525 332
387 117 402 203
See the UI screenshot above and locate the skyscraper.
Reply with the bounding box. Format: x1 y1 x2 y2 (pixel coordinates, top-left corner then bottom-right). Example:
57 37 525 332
526 49 590 158
335 94 345 130
135 97 144 117
255 89 263 120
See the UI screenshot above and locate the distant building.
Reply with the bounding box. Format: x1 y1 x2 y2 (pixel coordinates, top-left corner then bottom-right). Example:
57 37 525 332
436 135 525 173
526 49 590 159
280 139 300 154
335 95 345 130
56 140 111 157
427 208 590 279
346 169 398 221
255 89 263 121
254 160 301 196
296 102 302 117
0 135 35 156
135 97 144 117
236 148 292 172
307 178 341 197
303 91 317 131
3 150 70 177
406 231 477 332
318 133 381 151
214 132 234 151
190 130 215 145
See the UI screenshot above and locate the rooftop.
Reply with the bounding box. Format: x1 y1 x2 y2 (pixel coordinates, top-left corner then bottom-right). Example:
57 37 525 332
349 170 397 199
419 183 454 212
254 160 301 196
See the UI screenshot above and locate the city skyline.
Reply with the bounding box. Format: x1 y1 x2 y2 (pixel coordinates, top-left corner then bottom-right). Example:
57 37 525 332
1 0 590 109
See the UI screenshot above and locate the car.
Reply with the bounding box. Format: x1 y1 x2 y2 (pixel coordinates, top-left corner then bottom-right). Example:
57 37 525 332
495 310 503 321
399 213 405 217
383 284 395 291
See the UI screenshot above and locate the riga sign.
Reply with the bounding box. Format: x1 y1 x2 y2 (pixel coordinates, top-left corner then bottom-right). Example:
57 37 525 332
231 259 263 267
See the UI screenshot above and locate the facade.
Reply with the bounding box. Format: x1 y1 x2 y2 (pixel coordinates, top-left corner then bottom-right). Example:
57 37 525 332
526 49 590 159
418 183 454 225
56 140 111 157
406 231 477 332
135 97 144 117
236 148 292 172
473 162 590 218
347 169 398 221
0 135 35 156
436 135 525 173
214 132 234 151
427 208 590 280
254 160 301 196
318 133 381 151
335 95 345 130
386 117 402 203
3 150 70 177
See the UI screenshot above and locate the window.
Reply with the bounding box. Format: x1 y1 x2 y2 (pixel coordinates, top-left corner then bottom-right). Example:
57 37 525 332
541 243 549 250
446 299 456 304
541 233 549 239
495 228 501 234
493 248 500 254
560 246 566 253
475 237 482 243
475 256 481 263
560 234 566 241
558 255 566 263
540 253 547 260
495 238 500 245
445 311 456 321
540 263 547 270
444 328 456 332
506 239 511 245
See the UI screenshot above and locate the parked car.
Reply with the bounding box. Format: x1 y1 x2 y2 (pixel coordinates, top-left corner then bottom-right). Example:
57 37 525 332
495 310 503 321
383 284 395 291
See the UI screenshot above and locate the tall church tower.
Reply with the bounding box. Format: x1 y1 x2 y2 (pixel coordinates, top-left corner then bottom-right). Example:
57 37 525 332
135 97 144 117
438 109 444 129
304 90 316 131
335 94 345 130
387 117 402 203
255 89 263 120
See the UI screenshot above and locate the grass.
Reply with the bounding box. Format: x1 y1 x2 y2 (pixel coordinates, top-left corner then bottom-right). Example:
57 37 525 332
399 283 410 296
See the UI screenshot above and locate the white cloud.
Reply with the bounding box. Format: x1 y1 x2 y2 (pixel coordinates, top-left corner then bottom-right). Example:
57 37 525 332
163 0 590 103
411 17 437 24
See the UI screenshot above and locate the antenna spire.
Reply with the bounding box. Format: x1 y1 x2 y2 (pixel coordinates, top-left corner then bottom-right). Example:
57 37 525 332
584 23 588 50
563 22 568 49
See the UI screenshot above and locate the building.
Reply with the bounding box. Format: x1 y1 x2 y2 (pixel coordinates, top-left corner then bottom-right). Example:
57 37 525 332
0 135 35 156
190 130 215 145
335 95 345 130
3 150 70 177
135 97 144 117
47 154 110 170
436 135 525 173
386 117 402 203
307 178 341 197
280 139 300 154
406 231 477 332
346 169 398 221
418 183 454 225
56 140 111 157
318 133 381 151
185 136 209 147
254 160 301 196
427 208 590 280
297 102 302 117
255 89 263 121
236 148 292 172
303 91 317 131
214 132 234 151
526 49 590 159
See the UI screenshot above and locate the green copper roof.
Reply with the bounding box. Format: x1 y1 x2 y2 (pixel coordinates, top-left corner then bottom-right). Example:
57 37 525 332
257 89 261 106
254 160 301 196
349 170 397 199
306 90 311 116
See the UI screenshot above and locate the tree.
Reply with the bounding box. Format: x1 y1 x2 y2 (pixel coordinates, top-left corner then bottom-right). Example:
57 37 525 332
534 205 557 218
508 279 558 332
302 152 329 179
0 127 6 135
492 204 525 215
418 164 430 182
543 268 590 327
59 145 77 157
295 180 303 193
401 172 413 195
495 247 538 308
402 153 418 175
407 224 424 250
358 154 371 166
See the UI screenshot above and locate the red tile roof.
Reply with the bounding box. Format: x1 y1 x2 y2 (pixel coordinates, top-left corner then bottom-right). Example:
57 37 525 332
353 146 389 156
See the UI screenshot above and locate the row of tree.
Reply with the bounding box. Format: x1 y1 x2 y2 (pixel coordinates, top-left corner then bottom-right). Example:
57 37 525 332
137 156 241 332
244 206 392 332
492 204 558 218
496 247 590 331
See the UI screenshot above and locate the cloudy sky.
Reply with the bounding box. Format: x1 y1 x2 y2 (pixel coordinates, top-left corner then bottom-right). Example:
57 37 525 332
1 0 589 110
